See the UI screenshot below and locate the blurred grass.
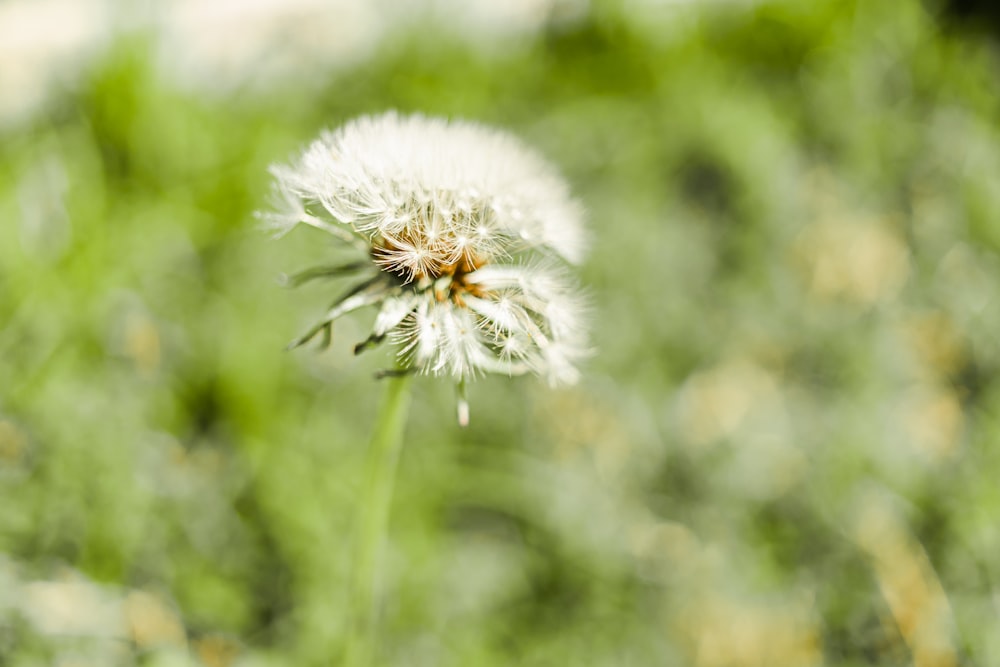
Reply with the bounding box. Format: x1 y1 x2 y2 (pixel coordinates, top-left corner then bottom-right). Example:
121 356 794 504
3 0 1000 665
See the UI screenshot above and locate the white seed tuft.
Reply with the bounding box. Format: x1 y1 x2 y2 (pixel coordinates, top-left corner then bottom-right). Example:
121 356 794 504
265 111 589 405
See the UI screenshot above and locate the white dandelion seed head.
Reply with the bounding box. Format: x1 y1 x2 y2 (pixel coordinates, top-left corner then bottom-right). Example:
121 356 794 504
265 111 589 392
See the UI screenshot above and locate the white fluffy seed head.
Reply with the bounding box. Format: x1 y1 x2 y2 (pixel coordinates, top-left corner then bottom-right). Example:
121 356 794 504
267 111 588 386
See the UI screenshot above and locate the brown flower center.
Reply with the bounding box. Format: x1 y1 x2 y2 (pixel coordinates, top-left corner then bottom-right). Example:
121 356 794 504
372 231 488 306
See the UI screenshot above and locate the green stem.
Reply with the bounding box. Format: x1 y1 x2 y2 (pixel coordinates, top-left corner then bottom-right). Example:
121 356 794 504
344 373 414 667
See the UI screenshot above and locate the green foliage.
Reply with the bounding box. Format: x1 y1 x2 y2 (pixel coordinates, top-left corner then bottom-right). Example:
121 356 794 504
3 0 1000 664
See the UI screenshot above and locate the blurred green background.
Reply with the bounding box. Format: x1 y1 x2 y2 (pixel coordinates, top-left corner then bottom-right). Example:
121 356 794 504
3 0 1000 665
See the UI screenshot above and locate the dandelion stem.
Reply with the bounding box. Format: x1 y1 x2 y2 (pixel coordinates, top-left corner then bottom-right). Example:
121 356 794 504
345 372 413 667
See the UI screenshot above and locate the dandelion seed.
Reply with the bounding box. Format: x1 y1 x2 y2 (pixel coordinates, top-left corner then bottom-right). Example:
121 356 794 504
263 111 588 421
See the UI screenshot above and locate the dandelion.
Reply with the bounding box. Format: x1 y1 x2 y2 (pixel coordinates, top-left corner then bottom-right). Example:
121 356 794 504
261 111 588 423
259 112 588 665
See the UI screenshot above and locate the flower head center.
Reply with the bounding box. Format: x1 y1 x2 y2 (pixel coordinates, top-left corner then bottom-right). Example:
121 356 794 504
372 229 488 306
